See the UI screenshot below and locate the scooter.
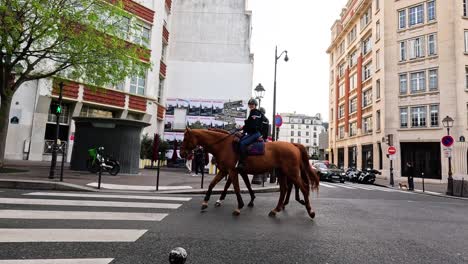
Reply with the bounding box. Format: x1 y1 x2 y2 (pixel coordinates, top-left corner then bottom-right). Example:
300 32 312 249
358 168 381 184
345 167 361 183
86 147 120 176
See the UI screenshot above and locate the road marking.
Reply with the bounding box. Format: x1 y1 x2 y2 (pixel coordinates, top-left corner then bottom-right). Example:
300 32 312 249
319 183 337 188
0 198 181 209
0 229 147 242
336 184 357 189
352 185 376 191
0 210 168 221
86 182 193 191
0 259 114 264
25 192 192 202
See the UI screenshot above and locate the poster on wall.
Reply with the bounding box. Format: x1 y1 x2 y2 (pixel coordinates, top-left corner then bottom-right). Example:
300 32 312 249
187 116 199 126
199 117 213 128
188 99 201 116
165 98 177 116
164 116 174 131
200 100 213 116
212 100 224 115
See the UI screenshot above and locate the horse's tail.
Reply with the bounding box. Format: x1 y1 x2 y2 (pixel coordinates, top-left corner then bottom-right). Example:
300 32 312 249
293 143 320 192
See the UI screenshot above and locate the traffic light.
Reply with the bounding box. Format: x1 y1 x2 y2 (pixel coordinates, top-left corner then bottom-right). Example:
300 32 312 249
55 104 62 115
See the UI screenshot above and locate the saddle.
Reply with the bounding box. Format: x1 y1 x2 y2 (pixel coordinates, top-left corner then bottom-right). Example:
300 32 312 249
233 133 265 156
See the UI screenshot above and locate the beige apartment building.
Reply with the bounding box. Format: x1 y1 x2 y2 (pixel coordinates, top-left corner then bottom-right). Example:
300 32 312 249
327 0 468 183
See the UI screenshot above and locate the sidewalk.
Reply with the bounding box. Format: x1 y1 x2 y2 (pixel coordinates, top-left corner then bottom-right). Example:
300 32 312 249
0 160 279 194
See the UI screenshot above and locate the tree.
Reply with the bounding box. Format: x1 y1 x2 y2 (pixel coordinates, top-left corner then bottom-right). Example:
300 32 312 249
0 0 151 167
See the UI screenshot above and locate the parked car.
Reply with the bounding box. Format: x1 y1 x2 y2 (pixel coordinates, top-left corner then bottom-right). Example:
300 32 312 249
313 162 345 183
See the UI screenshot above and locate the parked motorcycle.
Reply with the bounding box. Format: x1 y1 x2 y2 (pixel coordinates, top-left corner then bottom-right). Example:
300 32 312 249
345 167 361 183
86 147 120 176
357 168 381 184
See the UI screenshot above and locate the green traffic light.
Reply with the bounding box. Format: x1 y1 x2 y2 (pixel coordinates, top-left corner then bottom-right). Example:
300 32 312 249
56 105 61 114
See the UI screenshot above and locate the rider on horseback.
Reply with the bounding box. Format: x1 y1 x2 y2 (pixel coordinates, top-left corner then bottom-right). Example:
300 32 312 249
236 98 264 171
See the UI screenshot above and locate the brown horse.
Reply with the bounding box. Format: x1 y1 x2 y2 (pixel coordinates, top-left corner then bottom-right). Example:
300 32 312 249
180 128 319 218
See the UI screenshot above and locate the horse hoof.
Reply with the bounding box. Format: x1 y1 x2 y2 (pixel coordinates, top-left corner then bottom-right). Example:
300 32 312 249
248 201 254 207
201 204 208 210
214 202 222 207
232 209 241 216
309 211 316 219
268 211 277 217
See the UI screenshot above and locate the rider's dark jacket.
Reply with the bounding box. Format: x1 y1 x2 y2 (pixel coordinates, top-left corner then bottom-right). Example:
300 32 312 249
243 108 263 134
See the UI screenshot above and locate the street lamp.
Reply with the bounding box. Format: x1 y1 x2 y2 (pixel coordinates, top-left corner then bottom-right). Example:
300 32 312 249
442 115 454 196
270 46 288 184
254 83 265 107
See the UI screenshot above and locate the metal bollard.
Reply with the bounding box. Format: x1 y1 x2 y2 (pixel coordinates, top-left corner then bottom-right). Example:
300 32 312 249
156 157 161 191
98 165 102 189
461 178 465 197
60 145 66 182
421 172 425 192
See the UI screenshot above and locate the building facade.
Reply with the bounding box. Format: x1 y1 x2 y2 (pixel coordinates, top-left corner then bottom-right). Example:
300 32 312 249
327 0 468 182
277 113 326 157
164 0 254 140
5 0 172 162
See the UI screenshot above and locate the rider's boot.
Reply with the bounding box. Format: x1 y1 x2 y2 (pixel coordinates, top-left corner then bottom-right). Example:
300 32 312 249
236 149 247 171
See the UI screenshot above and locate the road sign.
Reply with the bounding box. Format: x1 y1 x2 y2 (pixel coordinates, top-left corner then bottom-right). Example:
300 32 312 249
223 100 243 109
441 135 454 147
274 114 283 127
387 146 397 155
443 146 453 158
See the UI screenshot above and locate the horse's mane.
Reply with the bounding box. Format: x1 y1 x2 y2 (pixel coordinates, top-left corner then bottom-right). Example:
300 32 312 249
207 128 230 134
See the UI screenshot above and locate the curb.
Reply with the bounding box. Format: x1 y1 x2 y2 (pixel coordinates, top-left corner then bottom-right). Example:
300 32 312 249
0 179 280 195
0 179 98 192
373 183 468 201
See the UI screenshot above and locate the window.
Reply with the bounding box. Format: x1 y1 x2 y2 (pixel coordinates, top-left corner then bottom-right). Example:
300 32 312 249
375 0 380 11
350 73 357 90
427 1 436 21
411 106 427 127
399 41 406 61
363 116 373 134
339 105 345 118
291 131 294 136
376 79 381 99
330 53 334 64
362 36 372 55
350 97 357 113
338 63 345 77
298 131 302 137
376 20 381 40
158 78 164 103
465 0 468 16
430 105 439 127
349 122 357 137
80 106 114 118
306 139 310 144
130 74 146 95
399 10 407 29
115 82 125 91
339 41 345 55
48 104 69 124
306 125 309 129
290 138 294 143
348 26 357 44
134 24 151 47
330 70 334 84
363 62 372 80
375 50 380 70
465 31 468 53
363 89 373 107
161 43 168 60
339 126 345 139
291 125 294 129
314 132 317 138
428 34 437 56
400 108 408 128
400 74 408 94
360 7 372 29
306 131 310 136
409 5 424 27
465 66 468 89
408 37 425 59
410 71 426 93
428 69 438 91
339 83 345 98
376 110 381 131
349 50 358 67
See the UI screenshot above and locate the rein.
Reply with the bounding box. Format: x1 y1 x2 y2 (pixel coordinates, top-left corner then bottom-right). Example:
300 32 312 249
208 129 239 146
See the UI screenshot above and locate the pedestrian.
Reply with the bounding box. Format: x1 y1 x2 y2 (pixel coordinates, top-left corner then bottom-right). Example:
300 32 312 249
193 146 205 177
406 161 415 191
185 152 193 174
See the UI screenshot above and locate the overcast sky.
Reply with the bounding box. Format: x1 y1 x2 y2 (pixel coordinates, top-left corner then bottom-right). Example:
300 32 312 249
248 0 348 122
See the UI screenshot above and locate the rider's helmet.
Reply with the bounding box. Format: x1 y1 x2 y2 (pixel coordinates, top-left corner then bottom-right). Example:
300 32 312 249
248 98 258 107
259 107 266 114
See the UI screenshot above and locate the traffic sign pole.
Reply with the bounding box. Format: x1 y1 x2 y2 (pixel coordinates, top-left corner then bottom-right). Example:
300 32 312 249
387 146 396 187
49 81 63 179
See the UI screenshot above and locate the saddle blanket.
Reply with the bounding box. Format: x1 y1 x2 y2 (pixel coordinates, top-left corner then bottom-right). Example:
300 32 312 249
247 142 265 156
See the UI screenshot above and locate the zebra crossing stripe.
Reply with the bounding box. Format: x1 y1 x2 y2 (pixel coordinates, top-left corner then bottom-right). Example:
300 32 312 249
25 192 192 202
0 210 168 221
337 184 357 189
0 259 114 264
352 185 376 191
86 182 192 191
0 198 181 209
0 229 147 242
319 183 337 188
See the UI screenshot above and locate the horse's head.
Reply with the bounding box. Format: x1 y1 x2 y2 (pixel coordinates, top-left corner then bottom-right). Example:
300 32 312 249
180 128 197 158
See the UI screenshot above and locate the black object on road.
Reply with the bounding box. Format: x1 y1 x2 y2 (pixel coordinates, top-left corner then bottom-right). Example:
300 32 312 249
169 247 187 264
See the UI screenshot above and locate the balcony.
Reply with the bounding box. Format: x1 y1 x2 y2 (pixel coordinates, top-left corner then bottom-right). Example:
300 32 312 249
163 25 170 44
165 0 172 13
160 60 167 78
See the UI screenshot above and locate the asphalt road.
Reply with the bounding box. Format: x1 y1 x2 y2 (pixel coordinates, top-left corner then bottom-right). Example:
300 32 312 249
0 182 467 264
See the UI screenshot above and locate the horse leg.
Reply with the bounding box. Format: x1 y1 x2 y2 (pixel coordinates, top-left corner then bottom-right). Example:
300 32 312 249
215 176 231 207
230 169 244 216
294 174 315 219
282 180 294 209
240 172 256 207
202 170 225 210
269 171 287 217
295 183 306 206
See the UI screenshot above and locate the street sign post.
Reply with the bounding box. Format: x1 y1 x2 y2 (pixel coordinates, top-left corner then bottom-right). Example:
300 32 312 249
274 114 283 128
441 135 454 147
387 146 397 155
443 146 453 158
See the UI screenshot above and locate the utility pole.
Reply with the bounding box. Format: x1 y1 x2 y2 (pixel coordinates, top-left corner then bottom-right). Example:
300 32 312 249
49 82 64 179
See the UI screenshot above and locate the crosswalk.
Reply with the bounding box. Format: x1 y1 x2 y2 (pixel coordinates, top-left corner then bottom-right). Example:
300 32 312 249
319 182 413 193
0 191 192 263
